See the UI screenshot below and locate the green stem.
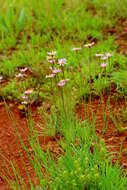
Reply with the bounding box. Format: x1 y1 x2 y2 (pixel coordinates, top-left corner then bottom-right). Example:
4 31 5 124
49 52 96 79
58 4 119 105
60 88 66 117
62 67 65 78
89 47 92 78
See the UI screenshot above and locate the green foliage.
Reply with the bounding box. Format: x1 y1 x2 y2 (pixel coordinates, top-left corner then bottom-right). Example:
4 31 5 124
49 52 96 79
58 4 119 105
16 8 25 35
93 76 110 95
1 79 20 100
0 6 25 37
112 70 127 94
39 138 127 190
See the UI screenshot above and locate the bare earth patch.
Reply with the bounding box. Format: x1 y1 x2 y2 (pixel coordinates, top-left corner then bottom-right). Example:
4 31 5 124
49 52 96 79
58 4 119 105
0 102 60 190
76 95 127 168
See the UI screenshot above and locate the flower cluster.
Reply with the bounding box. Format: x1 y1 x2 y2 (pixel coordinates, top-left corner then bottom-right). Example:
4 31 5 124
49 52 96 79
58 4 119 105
21 89 33 105
46 51 69 88
15 67 28 79
95 52 113 68
46 51 63 78
47 51 56 64
96 52 112 59
71 42 95 52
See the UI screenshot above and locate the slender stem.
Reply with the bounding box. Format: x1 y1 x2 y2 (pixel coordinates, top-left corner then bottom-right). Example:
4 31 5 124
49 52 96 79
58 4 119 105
60 87 66 117
62 67 65 78
89 47 92 78
50 79 54 95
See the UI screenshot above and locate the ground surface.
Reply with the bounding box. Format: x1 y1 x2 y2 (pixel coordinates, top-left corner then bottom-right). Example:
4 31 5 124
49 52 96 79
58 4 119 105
77 95 127 167
0 102 61 189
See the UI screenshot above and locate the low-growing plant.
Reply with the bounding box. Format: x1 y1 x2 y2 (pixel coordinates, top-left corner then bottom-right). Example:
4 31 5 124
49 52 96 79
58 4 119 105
0 6 25 37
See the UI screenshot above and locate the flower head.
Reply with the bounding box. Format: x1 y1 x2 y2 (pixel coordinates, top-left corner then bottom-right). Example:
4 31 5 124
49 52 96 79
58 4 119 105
19 67 28 73
46 74 55 79
58 58 67 66
72 47 82 51
24 89 33 95
95 53 105 57
47 56 55 63
22 95 28 100
52 68 61 74
101 52 113 60
47 51 57 56
49 59 55 63
15 73 24 78
105 52 113 58
57 79 69 87
84 42 95 48
100 63 107 68
21 101 28 105
101 56 108 61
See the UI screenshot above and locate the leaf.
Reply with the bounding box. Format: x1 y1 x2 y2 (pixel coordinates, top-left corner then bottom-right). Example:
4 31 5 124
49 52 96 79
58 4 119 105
16 8 25 35
7 6 14 26
0 16 10 34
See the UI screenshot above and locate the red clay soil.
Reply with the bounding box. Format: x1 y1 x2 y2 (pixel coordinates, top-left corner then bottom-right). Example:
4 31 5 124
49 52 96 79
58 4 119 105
115 19 127 55
0 102 60 190
105 19 127 55
76 95 127 168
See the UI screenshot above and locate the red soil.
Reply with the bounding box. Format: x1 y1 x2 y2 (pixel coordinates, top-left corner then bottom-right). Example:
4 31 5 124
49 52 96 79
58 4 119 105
76 95 127 168
105 19 127 55
1 94 127 189
115 19 127 55
0 102 60 190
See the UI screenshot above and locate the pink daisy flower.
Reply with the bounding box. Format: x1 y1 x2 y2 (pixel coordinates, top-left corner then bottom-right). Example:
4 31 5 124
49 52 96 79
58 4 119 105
24 89 33 95
52 68 61 74
46 74 55 79
57 79 69 87
58 58 67 66
100 63 107 68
